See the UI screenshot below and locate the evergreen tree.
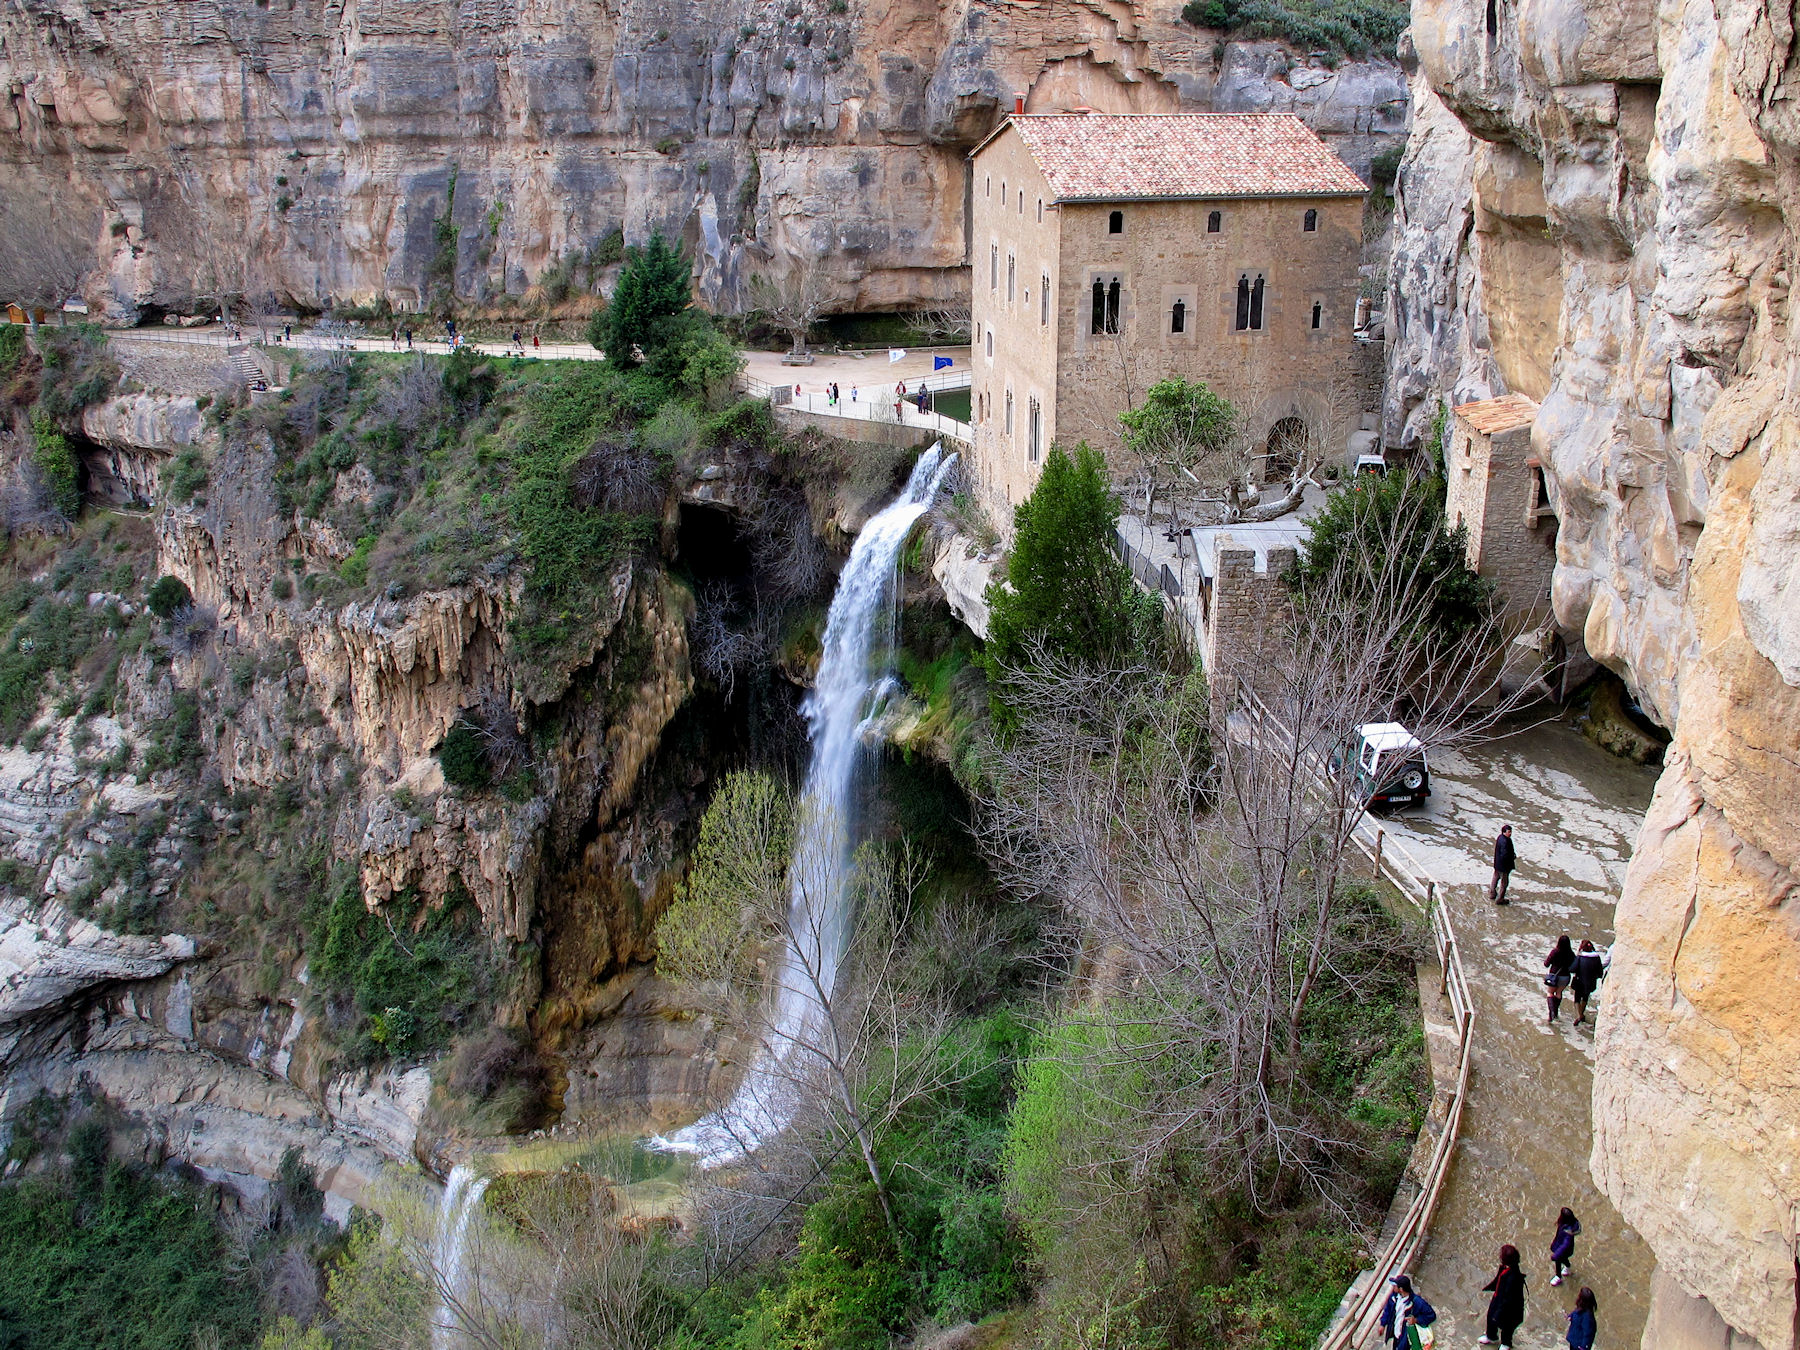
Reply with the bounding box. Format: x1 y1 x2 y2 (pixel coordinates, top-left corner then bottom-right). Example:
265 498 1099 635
981 444 1158 727
1289 468 1494 641
601 232 692 366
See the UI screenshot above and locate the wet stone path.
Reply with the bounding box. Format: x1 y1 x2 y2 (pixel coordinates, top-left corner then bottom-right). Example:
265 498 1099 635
1379 718 1658 1349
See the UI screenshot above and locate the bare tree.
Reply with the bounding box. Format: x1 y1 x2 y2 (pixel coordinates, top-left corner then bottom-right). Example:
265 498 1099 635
976 482 1528 1226
748 261 834 363
907 297 972 345
467 689 530 783
688 581 776 700
0 186 102 329
571 435 663 515
653 772 987 1238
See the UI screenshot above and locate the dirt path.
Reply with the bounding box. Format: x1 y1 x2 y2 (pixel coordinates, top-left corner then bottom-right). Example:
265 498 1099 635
1380 719 1657 1349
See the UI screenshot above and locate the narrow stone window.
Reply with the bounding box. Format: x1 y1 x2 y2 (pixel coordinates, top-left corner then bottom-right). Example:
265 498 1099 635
985 329 994 358
1001 181 1007 206
1310 300 1322 330
1235 275 1251 331
1171 299 1186 334
985 175 991 198
1005 388 1013 435
1303 208 1318 232
1250 274 1264 330
1207 210 1221 233
1041 274 1050 326
1106 278 1121 333
1108 210 1124 235
1037 198 1043 222
1007 253 1015 303
1028 396 1042 462
1018 191 1024 215
1092 280 1106 334
990 244 998 291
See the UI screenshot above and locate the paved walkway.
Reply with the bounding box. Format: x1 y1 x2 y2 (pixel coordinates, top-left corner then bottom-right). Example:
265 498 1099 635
1378 719 1658 1349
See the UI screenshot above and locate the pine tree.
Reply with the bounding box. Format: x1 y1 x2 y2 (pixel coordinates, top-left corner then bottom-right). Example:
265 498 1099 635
601 232 693 366
981 443 1158 727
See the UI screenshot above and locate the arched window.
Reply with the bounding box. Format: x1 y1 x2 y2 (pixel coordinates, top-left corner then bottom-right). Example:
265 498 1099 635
985 329 994 357
1007 254 1015 303
1303 208 1318 232
1004 389 1013 435
989 244 998 291
1108 210 1123 234
1235 274 1266 331
1028 396 1042 463
1171 299 1186 334
1310 301 1322 330
1106 279 1121 333
1041 274 1050 326
1207 210 1221 233
1092 280 1106 334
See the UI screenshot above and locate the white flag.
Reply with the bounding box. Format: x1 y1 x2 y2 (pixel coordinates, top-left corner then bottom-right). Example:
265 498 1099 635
888 348 906 363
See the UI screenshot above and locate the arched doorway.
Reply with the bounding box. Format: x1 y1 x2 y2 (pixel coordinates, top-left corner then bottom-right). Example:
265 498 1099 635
1265 416 1308 479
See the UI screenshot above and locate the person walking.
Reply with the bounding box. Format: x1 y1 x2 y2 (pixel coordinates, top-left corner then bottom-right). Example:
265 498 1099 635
1490 825 1517 903
1377 1274 1437 1350
533 333 540 352
405 327 413 349
851 384 858 402
1545 935 1576 1023
283 322 292 341
1565 1286 1598 1350
1570 939 1606 1025
1479 1244 1527 1347
1550 1207 1581 1284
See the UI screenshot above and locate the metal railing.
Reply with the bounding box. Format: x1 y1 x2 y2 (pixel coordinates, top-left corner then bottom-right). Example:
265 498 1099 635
1232 678 1476 1350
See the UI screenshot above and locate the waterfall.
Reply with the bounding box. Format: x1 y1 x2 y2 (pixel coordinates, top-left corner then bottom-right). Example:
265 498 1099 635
661 443 956 1163
431 1163 489 1349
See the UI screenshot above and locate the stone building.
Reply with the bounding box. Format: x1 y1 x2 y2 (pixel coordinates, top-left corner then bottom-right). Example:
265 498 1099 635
966 112 1368 518
1446 392 1556 621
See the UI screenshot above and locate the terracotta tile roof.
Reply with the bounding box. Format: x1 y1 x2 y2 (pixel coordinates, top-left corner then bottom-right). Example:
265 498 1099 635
1454 393 1539 435
990 113 1367 202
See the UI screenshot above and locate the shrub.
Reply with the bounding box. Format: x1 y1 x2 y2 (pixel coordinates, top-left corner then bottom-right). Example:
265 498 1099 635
1181 0 1407 57
162 447 209 505
437 718 490 789
146 575 193 618
34 324 119 421
309 879 502 1062
29 414 80 519
0 1153 264 1349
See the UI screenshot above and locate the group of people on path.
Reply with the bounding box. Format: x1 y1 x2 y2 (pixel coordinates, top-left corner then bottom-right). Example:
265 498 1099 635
1487 825 1611 1026
1380 1211 1598 1349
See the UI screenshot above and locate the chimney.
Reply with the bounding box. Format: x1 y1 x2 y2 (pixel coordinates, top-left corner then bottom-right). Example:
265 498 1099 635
1014 94 1025 115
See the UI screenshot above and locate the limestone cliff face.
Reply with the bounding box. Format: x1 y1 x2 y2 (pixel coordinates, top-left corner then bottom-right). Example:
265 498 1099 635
1388 0 1800 1342
0 0 1403 320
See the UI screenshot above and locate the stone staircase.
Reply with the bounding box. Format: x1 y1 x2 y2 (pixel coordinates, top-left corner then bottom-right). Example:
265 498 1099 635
227 344 265 388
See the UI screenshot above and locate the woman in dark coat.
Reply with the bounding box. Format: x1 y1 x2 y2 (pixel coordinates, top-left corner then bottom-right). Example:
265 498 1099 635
1480 1243 1527 1346
1550 1206 1581 1283
1570 940 1606 1025
1544 935 1576 1023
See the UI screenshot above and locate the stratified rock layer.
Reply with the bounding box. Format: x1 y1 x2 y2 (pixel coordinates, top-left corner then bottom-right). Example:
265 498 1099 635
1387 0 1800 1342
0 1 1403 319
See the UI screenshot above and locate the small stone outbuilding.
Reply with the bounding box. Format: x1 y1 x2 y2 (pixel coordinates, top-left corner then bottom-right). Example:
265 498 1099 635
1446 393 1555 620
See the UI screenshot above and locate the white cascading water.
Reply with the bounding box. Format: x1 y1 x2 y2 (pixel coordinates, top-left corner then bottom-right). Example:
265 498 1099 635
431 1164 489 1349
660 443 955 1163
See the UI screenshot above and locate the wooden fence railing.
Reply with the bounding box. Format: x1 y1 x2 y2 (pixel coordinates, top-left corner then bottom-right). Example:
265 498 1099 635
1232 678 1476 1350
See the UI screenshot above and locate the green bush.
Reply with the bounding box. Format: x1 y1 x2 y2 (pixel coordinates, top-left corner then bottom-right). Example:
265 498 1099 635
0 323 25 380
146 575 192 618
162 448 209 506
1181 0 1407 57
338 534 377 588
0 584 117 739
309 879 503 1062
0 1155 263 1350
30 414 80 518
436 719 489 789
34 324 119 421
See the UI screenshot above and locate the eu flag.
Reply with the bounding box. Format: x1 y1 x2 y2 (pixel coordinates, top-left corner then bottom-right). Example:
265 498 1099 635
933 356 953 370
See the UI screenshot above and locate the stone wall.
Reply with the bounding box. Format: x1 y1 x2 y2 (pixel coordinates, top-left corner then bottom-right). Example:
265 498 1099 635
1446 416 1558 623
1203 545 1296 691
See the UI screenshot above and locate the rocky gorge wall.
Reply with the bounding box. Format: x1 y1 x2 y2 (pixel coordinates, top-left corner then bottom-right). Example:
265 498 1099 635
1386 0 1800 1343
0 0 1405 321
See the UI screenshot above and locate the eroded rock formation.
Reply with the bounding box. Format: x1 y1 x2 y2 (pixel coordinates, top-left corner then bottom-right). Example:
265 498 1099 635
1387 0 1800 1343
0 1 1404 319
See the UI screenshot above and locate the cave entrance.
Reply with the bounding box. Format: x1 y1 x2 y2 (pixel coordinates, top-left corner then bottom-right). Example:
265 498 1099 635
1265 416 1308 479
676 503 754 584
